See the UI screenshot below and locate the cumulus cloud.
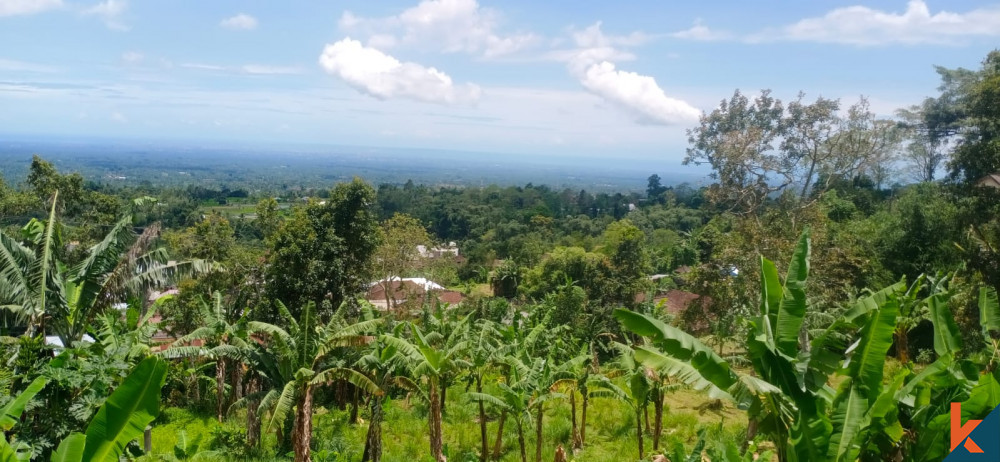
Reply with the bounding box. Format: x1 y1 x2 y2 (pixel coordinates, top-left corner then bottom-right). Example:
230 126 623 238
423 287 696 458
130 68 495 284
752 0 1000 45
0 0 61 17
318 37 480 105
574 61 700 125
339 0 538 58
220 13 257 30
82 0 128 30
670 20 731 41
564 22 699 125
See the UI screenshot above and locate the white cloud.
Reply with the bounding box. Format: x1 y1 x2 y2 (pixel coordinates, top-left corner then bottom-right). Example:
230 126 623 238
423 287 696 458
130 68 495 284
121 51 143 63
574 60 700 125
241 64 300 75
670 20 731 41
753 0 1000 45
182 63 225 71
318 37 480 105
0 58 57 72
220 13 257 30
0 0 61 17
339 0 539 58
111 111 127 123
571 21 650 48
562 22 699 126
181 63 301 75
82 0 128 30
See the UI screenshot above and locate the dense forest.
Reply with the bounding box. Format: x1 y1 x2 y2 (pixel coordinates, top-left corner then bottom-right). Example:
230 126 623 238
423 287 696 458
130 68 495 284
0 51 998 462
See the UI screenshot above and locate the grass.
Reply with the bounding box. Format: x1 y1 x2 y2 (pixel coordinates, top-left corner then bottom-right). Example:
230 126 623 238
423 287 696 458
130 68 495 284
147 379 747 462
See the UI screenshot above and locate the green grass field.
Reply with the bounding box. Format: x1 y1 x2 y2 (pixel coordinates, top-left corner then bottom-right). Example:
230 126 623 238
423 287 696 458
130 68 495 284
148 381 747 461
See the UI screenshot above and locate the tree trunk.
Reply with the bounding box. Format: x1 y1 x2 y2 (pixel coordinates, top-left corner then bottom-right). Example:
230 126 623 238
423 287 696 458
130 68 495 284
362 398 384 462
554 445 567 462
292 384 314 462
743 417 759 454
534 405 543 462
477 376 489 462
517 421 527 462
429 378 445 462
216 358 226 423
247 375 261 448
653 391 664 451
635 406 644 460
233 362 243 403
349 386 360 425
492 410 507 461
643 398 650 435
440 379 448 415
580 394 588 448
896 327 910 363
570 391 580 450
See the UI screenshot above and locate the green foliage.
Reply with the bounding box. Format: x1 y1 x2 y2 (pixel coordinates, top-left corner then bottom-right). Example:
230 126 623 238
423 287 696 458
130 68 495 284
266 179 380 318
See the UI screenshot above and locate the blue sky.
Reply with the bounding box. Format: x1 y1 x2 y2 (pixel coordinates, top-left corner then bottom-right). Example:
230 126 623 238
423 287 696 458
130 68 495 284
1 0 998 163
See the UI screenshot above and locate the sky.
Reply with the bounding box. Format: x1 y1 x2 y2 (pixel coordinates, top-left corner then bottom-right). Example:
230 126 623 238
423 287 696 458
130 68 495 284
1 0 998 163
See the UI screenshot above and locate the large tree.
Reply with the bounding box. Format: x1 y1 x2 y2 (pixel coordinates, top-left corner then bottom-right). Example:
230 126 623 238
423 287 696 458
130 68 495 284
266 178 380 319
371 213 431 312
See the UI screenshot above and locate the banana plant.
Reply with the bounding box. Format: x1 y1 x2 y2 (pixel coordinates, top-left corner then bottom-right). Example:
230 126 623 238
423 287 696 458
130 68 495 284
1 357 167 462
236 300 381 462
615 229 943 461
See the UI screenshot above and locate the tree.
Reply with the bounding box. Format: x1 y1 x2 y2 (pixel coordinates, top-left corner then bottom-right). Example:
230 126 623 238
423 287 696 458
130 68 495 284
685 91 902 213
372 213 431 312
255 198 281 240
237 300 380 462
166 291 250 423
646 174 667 204
0 357 168 462
384 322 469 462
0 194 207 345
266 179 380 319
356 336 417 462
601 219 650 307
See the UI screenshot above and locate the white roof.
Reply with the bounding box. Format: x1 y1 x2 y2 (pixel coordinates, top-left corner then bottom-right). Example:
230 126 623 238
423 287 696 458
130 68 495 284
370 277 445 291
45 335 95 348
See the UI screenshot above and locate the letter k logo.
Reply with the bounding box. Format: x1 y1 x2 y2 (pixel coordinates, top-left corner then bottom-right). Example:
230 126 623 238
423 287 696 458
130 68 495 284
952 402 984 453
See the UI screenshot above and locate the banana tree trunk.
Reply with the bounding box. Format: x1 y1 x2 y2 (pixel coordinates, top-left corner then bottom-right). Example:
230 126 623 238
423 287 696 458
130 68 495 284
895 326 910 363
362 398 384 462
429 377 445 462
247 375 261 448
233 362 243 403
653 390 664 450
492 410 507 461
216 357 226 423
534 404 543 462
349 385 360 425
643 399 650 435
635 406 644 460
580 394 588 448
292 383 314 462
570 391 580 450
477 376 488 462
517 420 527 462
440 379 448 415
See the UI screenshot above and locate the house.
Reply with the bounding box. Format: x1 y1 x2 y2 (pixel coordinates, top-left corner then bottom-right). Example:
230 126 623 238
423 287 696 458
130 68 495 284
977 172 1000 189
635 289 713 334
417 242 460 259
367 277 464 310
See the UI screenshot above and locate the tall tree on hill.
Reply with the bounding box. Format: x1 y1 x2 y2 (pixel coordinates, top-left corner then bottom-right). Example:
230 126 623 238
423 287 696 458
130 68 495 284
372 213 431 312
266 178 380 320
